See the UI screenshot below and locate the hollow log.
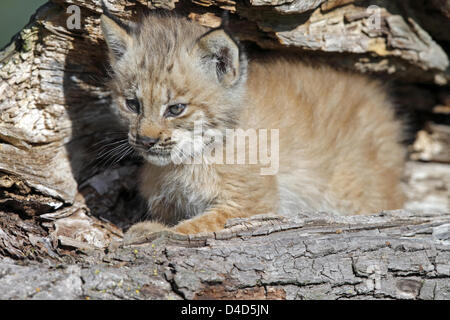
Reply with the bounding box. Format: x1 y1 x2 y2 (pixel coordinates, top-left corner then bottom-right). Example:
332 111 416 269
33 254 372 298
0 0 449 300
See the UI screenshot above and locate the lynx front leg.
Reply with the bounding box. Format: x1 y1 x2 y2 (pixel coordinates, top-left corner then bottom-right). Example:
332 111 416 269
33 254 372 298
173 206 247 234
173 170 279 234
123 204 274 243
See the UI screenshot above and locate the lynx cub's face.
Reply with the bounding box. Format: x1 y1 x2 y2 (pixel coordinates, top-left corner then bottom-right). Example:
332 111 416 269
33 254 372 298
101 12 247 166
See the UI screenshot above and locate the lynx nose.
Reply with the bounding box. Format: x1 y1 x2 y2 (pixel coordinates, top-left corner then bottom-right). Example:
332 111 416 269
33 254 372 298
136 135 159 148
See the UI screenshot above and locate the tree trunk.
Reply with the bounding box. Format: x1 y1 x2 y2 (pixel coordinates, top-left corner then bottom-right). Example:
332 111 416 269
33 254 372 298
0 0 449 299
1 211 449 299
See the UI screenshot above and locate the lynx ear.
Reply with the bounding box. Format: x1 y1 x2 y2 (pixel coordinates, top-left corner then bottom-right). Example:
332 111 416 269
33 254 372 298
100 13 132 63
193 29 244 88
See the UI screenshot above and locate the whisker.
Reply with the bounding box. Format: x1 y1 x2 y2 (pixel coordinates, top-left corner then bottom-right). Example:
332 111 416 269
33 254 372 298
103 144 133 169
114 145 134 165
96 142 129 160
172 143 191 162
93 138 128 149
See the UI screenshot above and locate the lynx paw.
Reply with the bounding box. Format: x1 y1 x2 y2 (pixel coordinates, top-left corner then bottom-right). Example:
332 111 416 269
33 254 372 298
123 221 169 245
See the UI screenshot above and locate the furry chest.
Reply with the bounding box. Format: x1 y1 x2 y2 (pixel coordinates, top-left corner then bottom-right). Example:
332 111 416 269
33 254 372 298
144 166 219 224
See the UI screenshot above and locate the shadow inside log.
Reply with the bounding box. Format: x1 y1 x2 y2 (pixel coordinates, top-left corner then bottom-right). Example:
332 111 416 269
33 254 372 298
62 4 145 231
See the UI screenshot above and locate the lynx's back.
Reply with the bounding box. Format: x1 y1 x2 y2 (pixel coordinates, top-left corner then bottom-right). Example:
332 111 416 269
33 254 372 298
245 56 405 215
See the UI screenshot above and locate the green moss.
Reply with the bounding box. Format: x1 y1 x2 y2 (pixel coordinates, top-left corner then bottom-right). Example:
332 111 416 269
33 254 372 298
19 26 39 52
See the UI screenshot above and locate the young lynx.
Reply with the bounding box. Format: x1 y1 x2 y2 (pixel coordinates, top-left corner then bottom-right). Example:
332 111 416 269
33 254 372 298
100 7 405 244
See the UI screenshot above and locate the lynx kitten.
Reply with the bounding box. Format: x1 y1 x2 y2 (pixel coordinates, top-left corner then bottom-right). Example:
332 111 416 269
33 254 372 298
100 7 405 244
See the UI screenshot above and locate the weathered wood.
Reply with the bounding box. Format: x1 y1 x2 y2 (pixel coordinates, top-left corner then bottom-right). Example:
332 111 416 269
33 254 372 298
403 161 450 213
0 210 449 299
0 0 449 299
410 122 450 163
1 0 449 222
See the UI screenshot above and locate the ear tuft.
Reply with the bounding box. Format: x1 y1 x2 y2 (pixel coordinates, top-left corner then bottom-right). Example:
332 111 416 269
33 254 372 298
100 13 132 63
193 29 244 88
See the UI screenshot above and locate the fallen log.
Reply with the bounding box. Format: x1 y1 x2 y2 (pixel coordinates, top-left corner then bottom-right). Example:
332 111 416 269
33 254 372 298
0 0 449 300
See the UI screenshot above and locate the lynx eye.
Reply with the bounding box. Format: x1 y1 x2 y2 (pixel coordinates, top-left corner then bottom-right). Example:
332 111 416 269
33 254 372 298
165 103 187 117
125 98 140 114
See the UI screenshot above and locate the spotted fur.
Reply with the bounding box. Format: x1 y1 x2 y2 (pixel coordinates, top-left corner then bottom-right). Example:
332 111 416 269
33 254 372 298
100 9 405 243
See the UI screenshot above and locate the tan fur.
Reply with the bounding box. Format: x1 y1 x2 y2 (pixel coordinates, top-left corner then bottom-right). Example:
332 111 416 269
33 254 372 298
100 10 405 242
247 58 405 215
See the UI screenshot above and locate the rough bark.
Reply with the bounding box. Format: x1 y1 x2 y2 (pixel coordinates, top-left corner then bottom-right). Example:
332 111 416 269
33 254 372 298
0 0 449 299
1 211 449 300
